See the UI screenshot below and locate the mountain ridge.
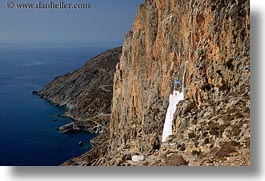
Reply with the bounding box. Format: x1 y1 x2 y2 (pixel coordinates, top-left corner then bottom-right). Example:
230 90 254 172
38 47 122 135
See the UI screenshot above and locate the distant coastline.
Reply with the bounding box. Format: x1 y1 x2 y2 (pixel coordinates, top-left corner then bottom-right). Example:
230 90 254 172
37 47 122 165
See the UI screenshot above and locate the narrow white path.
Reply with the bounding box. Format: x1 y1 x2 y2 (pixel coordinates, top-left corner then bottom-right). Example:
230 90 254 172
162 61 188 142
162 91 184 142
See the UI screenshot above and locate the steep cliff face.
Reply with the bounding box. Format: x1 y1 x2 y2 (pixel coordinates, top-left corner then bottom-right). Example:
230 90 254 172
107 0 250 166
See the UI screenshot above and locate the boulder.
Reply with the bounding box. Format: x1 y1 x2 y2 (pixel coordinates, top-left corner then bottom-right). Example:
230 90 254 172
32 91 39 95
165 153 188 166
132 155 145 162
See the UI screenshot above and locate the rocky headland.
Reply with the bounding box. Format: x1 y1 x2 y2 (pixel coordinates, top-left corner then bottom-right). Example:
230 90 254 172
40 0 250 166
37 47 121 150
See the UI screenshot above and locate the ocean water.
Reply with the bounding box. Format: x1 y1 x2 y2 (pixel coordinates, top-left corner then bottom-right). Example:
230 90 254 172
0 44 110 166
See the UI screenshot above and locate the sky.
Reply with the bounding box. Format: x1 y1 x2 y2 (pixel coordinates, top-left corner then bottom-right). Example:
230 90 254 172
0 0 143 45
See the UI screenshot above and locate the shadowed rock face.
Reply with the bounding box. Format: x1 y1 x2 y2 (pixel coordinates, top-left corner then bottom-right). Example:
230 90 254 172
38 47 122 134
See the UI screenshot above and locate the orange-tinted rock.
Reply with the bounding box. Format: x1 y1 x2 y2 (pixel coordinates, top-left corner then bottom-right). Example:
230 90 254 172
62 0 250 166
109 0 250 166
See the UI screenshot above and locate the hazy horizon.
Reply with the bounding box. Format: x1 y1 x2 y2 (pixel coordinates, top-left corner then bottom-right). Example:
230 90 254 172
0 0 143 44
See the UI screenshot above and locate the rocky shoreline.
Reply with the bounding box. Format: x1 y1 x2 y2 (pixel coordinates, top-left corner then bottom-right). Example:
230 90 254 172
36 47 122 165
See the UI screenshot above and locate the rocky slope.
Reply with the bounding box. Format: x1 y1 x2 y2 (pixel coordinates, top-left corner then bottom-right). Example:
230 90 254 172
79 0 249 166
38 47 122 135
56 0 250 166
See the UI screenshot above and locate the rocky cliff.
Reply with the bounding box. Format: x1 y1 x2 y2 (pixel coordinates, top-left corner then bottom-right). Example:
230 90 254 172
96 0 250 166
60 0 250 166
38 47 122 134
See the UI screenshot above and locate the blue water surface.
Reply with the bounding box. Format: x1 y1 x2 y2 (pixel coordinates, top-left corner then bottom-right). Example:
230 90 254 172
0 43 111 166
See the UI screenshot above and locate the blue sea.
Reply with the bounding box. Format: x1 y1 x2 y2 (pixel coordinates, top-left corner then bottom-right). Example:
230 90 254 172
0 43 112 166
